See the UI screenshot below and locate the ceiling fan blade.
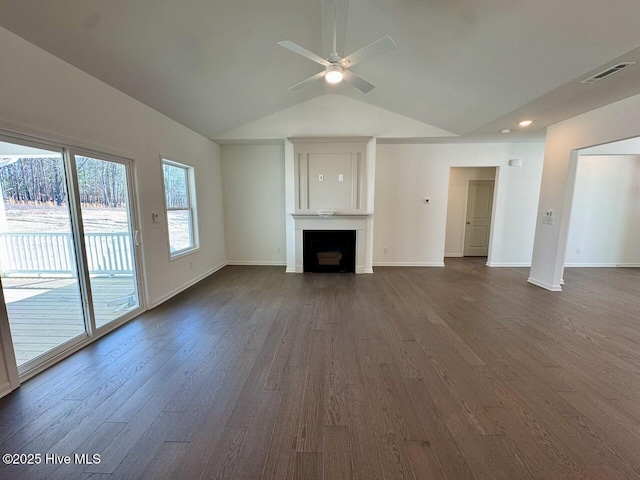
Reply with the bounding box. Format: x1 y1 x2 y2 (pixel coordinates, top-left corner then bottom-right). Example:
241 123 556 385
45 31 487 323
289 70 326 91
339 36 397 68
343 70 375 93
278 40 331 67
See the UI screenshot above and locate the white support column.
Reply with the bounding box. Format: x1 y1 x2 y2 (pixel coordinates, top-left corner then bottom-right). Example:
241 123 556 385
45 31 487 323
529 93 640 291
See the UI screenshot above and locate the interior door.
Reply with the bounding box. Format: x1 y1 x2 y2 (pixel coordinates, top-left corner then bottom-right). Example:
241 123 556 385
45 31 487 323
71 151 142 329
463 180 494 257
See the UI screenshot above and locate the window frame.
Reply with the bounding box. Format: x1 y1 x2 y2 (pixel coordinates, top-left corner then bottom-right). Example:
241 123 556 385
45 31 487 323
161 157 199 259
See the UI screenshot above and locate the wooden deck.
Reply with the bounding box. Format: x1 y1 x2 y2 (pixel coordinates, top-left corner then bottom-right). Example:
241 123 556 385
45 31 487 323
2 276 136 365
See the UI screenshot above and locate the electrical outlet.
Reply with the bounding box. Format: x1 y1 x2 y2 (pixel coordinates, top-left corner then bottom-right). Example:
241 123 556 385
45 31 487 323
542 210 554 225
318 174 324 181
383 247 388 254
576 248 581 254
277 247 281 253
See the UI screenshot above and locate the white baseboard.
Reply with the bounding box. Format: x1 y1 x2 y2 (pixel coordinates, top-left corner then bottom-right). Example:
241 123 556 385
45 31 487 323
373 262 446 267
527 277 562 292
363 267 374 274
444 253 463 258
148 261 227 309
226 261 286 266
486 262 531 267
564 263 640 268
285 267 296 273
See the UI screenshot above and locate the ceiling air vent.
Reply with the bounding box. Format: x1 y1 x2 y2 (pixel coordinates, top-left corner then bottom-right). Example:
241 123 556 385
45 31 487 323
580 62 637 84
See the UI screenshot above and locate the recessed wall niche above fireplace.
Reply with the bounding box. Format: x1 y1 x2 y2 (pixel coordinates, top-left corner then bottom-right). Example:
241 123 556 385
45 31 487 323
304 230 356 273
293 139 366 215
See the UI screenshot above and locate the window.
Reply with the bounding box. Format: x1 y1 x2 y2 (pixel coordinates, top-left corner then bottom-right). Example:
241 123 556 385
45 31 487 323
162 159 198 256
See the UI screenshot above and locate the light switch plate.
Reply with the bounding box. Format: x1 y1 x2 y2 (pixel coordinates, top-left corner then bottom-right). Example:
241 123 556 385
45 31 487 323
338 174 344 182
319 174 323 181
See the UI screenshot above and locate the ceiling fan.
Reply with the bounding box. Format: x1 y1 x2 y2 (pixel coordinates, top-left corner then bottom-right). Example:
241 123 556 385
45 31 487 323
278 0 396 93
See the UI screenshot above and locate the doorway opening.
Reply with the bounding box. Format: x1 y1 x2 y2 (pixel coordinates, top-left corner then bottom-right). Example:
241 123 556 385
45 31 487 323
565 136 640 269
445 167 497 260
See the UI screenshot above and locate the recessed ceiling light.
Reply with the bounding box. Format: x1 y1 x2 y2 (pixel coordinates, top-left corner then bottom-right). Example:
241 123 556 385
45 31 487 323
519 120 534 127
501 128 511 134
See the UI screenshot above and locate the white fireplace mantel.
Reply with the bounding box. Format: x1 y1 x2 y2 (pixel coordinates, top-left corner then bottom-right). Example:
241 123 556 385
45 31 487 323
289 215 372 274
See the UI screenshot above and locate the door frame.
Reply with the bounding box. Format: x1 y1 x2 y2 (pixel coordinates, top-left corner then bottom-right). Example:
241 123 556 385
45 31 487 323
462 178 496 257
0 126 147 384
444 166 500 265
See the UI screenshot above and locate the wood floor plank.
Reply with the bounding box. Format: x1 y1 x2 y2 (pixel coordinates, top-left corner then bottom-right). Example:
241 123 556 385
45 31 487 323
233 390 283 480
345 384 385 480
0 262 638 480
293 452 323 480
323 427 352 480
403 377 476 480
405 440 446 480
98 411 181 478
137 441 189 480
295 329 325 453
198 425 249 480
379 363 428 441
261 366 305 480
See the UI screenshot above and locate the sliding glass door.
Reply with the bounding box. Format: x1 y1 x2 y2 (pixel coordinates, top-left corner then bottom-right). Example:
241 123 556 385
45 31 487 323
0 134 142 375
72 152 140 328
0 139 87 368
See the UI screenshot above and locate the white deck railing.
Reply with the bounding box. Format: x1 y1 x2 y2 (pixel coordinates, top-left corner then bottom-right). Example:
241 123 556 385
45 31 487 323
0 232 133 276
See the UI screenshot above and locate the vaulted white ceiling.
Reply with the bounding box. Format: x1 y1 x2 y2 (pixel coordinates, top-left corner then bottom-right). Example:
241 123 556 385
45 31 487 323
0 0 639 141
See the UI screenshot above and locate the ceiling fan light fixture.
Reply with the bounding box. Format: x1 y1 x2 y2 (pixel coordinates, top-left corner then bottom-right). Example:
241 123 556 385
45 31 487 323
325 65 344 84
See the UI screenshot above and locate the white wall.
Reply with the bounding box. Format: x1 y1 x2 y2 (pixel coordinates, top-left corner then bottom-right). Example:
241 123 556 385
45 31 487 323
0 27 226 306
221 145 286 265
0 27 226 394
374 143 544 266
215 95 454 140
529 92 640 290
565 155 640 266
445 167 496 257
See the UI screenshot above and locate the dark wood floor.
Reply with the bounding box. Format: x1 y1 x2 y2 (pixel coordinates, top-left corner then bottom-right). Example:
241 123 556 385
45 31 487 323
0 259 639 480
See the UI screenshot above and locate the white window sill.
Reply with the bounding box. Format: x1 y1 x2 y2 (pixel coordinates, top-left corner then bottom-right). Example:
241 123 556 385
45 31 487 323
169 246 200 261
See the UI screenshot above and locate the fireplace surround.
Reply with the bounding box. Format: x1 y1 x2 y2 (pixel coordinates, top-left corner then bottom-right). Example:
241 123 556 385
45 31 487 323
288 214 371 274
